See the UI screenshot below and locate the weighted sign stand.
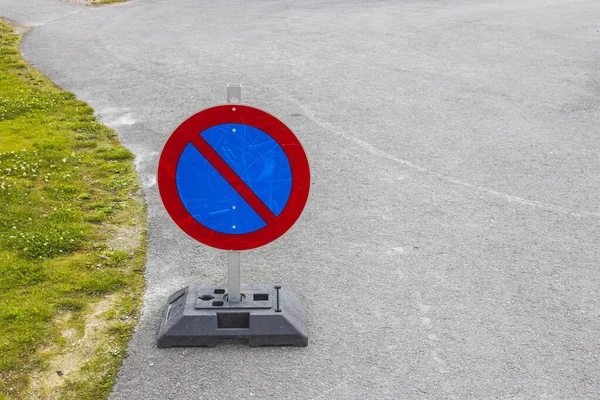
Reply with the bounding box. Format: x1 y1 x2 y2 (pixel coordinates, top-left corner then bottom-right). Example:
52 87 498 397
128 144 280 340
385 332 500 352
156 85 309 348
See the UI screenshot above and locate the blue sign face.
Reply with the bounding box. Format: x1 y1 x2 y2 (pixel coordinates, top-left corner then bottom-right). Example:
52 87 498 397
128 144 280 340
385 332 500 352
176 124 293 235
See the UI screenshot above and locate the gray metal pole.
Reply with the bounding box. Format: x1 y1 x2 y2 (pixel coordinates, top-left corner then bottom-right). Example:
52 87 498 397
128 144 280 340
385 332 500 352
226 84 242 303
228 251 241 303
226 84 241 104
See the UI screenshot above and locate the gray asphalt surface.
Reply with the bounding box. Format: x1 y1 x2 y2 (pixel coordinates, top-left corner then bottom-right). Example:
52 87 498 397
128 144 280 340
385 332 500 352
2 0 600 398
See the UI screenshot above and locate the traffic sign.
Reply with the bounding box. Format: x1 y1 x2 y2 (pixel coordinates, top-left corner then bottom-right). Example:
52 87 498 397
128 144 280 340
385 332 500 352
158 105 310 251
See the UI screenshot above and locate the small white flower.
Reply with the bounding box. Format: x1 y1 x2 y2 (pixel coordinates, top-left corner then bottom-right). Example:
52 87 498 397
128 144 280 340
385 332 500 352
62 158 66 163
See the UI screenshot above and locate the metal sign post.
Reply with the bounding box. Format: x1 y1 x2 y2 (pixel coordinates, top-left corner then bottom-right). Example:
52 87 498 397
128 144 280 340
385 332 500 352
227 251 241 303
226 84 242 304
156 85 310 348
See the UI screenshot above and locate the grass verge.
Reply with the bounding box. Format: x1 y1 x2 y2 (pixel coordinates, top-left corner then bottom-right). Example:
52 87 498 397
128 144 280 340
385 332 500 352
0 20 145 399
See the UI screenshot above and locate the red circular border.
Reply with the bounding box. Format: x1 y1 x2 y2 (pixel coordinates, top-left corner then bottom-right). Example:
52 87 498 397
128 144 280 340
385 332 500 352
157 105 310 251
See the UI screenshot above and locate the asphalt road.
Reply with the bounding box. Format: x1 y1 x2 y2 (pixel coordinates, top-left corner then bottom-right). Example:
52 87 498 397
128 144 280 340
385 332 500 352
2 0 600 398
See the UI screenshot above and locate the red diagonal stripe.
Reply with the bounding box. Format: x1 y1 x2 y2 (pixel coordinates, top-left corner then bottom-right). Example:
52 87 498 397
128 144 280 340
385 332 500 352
190 135 277 225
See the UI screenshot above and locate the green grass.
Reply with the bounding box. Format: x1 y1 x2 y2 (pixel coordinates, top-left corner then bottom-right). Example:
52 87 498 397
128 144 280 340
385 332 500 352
0 21 145 399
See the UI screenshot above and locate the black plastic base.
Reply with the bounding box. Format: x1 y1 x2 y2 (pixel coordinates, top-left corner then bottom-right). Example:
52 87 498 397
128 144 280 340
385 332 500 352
157 285 308 348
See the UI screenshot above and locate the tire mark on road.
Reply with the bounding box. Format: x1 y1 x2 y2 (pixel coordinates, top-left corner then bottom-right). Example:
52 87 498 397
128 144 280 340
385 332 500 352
288 98 599 219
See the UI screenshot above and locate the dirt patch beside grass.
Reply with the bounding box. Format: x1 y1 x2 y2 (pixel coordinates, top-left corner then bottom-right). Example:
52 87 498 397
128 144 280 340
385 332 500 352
29 294 117 396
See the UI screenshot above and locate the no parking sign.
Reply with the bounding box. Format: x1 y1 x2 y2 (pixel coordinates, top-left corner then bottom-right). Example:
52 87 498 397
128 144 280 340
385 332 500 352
156 92 310 348
158 105 310 251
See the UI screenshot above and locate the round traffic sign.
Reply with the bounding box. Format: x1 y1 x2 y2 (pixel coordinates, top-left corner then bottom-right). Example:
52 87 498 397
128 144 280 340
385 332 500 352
158 105 310 251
